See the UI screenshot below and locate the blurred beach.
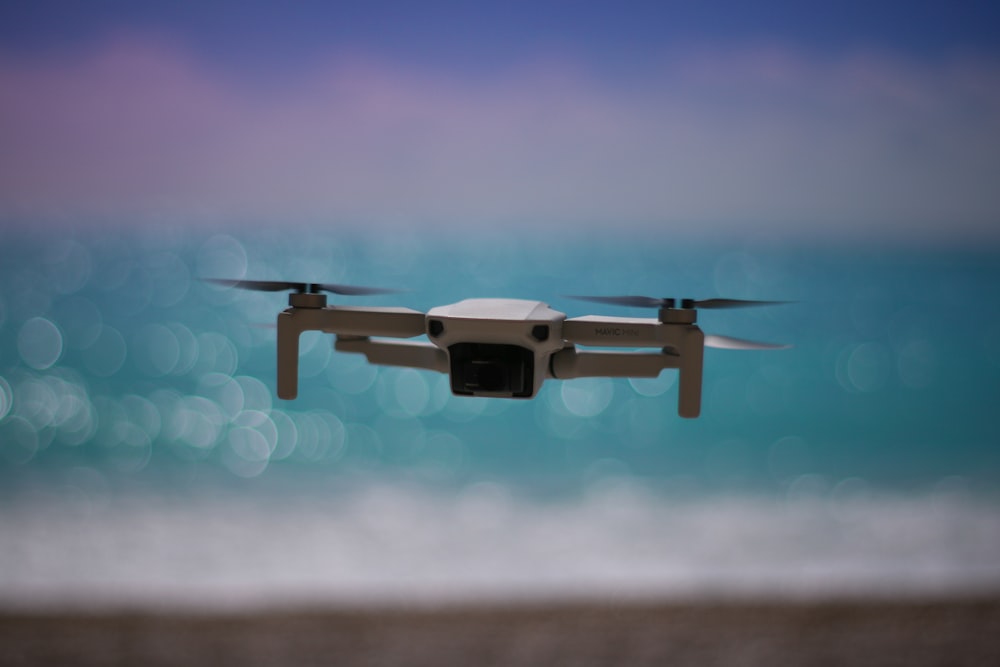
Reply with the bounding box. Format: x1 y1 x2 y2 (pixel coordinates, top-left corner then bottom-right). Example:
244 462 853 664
2 473 999 610
3 477 999 666
4 599 1000 667
2 472 999 665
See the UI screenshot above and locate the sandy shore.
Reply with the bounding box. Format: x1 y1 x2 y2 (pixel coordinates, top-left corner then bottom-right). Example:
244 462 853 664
2 598 998 666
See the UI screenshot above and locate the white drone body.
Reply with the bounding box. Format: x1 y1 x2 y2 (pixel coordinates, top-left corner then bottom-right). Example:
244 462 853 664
237 285 788 419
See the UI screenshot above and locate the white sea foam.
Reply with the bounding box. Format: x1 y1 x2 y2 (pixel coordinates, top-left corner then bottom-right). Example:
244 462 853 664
1 478 997 611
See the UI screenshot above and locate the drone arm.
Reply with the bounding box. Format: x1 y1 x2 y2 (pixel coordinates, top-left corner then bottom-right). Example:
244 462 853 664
335 337 448 374
551 325 705 418
550 348 680 379
316 306 426 338
276 306 427 399
562 315 662 347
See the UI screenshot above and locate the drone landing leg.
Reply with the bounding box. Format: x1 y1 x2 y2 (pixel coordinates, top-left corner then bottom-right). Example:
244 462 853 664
677 328 704 418
276 311 302 399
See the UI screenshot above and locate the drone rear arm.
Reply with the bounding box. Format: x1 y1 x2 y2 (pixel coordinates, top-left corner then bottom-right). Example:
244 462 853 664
552 325 705 418
277 306 426 399
334 337 448 373
551 348 678 377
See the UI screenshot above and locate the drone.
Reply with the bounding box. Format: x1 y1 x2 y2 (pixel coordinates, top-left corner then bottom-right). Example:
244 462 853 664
207 279 789 418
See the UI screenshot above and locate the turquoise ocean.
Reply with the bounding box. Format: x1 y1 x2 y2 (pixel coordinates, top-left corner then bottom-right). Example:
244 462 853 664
1 225 998 609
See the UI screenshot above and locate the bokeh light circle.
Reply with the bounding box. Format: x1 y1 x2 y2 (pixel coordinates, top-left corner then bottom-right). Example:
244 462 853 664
560 378 614 417
328 353 379 394
46 239 92 295
846 343 889 392
53 296 103 350
0 415 40 464
231 410 278 454
121 394 162 442
197 372 245 419
235 375 272 413
108 423 153 473
0 376 11 421
225 426 272 479
297 332 332 378
628 373 677 397
145 251 191 307
194 332 239 377
83 325 127 377
197 235 248 282
18 317 63 370
133 324 181 376
172 395 227 449
268 410 298 460
14 377 58 430
394 369 430 416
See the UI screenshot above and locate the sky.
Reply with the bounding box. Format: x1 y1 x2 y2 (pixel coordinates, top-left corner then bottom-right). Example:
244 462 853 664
1 1 998 241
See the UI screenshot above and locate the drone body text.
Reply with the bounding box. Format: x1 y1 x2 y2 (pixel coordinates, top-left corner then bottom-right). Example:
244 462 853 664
593 326 641 338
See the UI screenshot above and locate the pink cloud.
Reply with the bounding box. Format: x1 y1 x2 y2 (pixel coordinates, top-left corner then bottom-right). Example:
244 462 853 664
1 35 998 239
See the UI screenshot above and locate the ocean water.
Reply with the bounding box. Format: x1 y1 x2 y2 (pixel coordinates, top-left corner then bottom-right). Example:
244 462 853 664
1 225 999 609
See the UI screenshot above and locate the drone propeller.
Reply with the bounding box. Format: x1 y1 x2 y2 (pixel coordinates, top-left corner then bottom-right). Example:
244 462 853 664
704 335 790 350
204 278 402 296
567 294 791 349
566 295 788 309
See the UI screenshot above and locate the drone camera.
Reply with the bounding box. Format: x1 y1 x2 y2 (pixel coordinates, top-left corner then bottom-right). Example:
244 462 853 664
449 343 535 398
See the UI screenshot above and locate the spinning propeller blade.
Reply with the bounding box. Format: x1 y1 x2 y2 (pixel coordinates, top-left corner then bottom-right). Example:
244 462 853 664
204 278 402 295
690 298 789 309
566 295 788 309
566 295 670 308
205 279 303 292
566 294 791 350
314 282 402 296
704 335 790 350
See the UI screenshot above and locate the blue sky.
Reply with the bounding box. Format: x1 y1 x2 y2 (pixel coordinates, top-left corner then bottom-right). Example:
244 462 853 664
1 1 998 240
3 1 998 64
